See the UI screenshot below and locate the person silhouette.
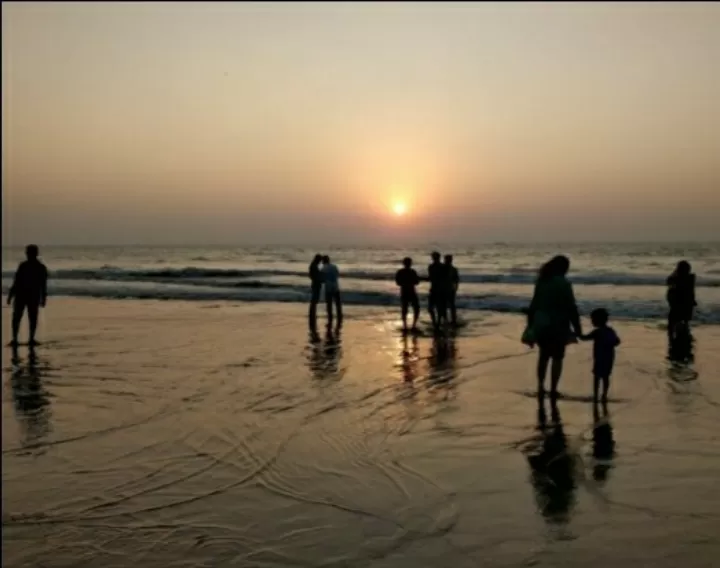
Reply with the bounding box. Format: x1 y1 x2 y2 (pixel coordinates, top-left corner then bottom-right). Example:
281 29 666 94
526 255 582 401
321 255 343 329
666 260 696 344
444 254 460 327
308 254 324 330
395 257 420 331
7 245 48 347
427 251 448 331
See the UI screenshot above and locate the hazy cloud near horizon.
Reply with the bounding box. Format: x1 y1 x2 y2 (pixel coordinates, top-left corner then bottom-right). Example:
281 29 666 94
3 2 719 245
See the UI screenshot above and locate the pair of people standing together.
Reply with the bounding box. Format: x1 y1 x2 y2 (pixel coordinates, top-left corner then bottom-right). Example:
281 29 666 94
525 255 696 405
308 254 342 330
395 252 460 332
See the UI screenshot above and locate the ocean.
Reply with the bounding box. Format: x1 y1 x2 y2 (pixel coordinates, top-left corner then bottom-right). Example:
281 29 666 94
3 242 720 323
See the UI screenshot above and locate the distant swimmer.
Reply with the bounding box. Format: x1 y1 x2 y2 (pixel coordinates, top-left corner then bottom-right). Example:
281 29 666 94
395 257 420 331
427 251 449 331
321 255 343 328
444 254 460 326
308 254 323 329
7 245 48 348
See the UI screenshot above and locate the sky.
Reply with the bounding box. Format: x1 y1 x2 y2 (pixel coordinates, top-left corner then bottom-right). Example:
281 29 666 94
2 2 720 246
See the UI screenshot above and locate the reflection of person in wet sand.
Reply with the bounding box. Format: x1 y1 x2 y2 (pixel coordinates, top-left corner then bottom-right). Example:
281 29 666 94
399 334 420 383
7 244 48 347
525 400 577 526
592 402 615 484
9 347 52 449
427 335 458 390
307 326 342 378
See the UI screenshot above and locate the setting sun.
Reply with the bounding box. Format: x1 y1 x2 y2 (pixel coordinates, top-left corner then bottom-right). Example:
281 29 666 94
392 202 408 217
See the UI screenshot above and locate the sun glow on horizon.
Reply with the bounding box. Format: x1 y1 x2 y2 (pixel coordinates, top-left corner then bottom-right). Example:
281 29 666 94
392 201 408 217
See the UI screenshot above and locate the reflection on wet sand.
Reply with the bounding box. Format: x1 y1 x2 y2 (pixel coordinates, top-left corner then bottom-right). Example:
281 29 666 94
8 346 53 451
307 326 343 379
427 335 458 385
524 401 578 527
399 334 420 383
592 403 616 484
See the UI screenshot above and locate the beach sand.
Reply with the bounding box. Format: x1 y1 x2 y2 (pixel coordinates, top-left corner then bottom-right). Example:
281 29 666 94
3 299 719 567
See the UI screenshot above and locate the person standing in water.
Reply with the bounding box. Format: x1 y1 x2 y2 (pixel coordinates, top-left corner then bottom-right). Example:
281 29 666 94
321 255 343 328
308 254 324 329
444 254 460 326
395 257 420 331
526 255 582 401
666 260 696 342
7 245 48 347
427 251 449 331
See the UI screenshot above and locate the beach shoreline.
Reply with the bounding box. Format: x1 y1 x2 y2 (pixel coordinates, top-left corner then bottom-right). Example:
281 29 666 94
3 298 719 567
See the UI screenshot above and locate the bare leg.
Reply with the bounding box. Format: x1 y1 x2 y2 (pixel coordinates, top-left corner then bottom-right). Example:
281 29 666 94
602 375 610 403
401 301 409 330
412 299 420 330
593 374 601 404
428 296 437 329
11 302 25 346
326 296 334 329
537 350 550 399
334 292 343 327
549 357 563 399
27 303 39 345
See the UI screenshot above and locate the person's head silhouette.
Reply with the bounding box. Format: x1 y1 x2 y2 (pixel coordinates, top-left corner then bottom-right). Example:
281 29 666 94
444 254 453 265
322 255 330 264
26 244 39 260
403 257 412 268
431 251 441 263
676 260 691 277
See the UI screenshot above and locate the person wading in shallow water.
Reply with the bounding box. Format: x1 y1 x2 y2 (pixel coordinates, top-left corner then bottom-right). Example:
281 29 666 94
395 257 420 331
308 254 324 329
666 260 696 342
526 255 582 401
321 255 343 329
427 251 449 331
7 244 48 348
444 254 460 326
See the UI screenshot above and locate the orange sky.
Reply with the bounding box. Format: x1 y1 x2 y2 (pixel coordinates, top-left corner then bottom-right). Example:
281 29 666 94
3 2 719 245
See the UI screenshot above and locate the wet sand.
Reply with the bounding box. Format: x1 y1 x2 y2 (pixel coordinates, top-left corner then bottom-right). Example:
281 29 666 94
3 299 720 567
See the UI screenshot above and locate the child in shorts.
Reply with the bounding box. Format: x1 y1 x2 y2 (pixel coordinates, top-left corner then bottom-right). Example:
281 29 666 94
580 308 621 404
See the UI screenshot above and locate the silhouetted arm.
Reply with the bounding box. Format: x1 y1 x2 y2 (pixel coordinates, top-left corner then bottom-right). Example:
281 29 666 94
579 330 595 341
6 264 21 305
568 283 582 336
